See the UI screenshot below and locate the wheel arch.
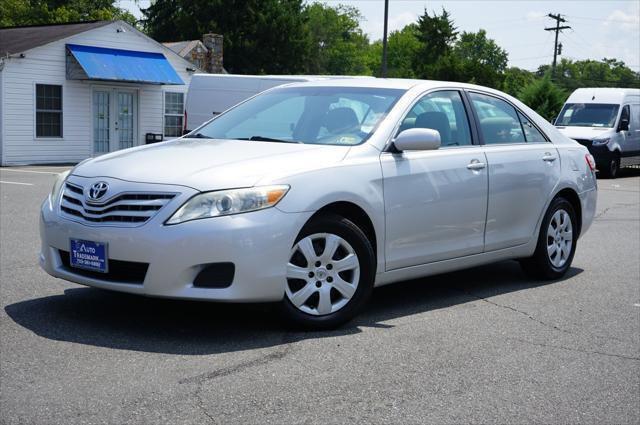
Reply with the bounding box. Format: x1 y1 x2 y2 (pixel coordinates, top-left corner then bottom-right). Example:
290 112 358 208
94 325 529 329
554 187 583 238
307 201 378 260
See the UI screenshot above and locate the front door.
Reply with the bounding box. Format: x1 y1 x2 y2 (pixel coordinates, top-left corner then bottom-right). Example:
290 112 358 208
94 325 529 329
93 88 137 154
382 90 488 270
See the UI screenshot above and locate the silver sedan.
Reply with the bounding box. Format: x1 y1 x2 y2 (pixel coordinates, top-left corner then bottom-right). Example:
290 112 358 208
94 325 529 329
40 79 598 329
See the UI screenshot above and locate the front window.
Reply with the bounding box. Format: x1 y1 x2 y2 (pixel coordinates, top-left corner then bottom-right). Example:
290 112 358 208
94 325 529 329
35 84 63 138
164 92 185 138
189 86 405 146
557 103 620 128
398 90 473 147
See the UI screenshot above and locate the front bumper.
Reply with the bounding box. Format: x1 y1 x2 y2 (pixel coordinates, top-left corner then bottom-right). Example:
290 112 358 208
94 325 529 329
575 140 614 168
40 186 313 302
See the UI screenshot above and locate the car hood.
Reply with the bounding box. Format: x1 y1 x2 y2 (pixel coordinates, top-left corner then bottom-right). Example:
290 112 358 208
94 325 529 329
72 138 350 191
556 126 613 141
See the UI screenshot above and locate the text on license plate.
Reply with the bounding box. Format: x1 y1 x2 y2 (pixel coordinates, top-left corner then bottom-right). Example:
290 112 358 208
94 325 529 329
69 239 108 273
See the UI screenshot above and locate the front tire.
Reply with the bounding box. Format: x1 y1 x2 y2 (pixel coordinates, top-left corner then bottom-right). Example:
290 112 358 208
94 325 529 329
281 214 375 330
520 197 577 280
599 154 620 179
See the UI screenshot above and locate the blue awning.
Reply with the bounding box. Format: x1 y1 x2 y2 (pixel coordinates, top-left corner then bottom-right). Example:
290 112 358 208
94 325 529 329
65 44 184 85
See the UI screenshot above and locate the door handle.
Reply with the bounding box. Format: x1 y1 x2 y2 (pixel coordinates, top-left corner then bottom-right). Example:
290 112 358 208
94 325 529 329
467 159 486 170
542 152 557 162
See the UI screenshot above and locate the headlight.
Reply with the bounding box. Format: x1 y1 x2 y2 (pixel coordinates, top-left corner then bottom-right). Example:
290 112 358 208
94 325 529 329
166 185 289 225
49 170 70 207
592 138 610 146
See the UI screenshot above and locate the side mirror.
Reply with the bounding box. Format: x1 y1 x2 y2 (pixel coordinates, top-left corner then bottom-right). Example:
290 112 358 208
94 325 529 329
393 128 441 152
618 117 630 132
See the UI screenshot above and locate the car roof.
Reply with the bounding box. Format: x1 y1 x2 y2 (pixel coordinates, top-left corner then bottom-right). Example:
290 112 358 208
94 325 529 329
281 77 510 94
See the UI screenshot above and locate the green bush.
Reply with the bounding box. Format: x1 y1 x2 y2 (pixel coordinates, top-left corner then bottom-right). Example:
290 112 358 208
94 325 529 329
518 75 568 122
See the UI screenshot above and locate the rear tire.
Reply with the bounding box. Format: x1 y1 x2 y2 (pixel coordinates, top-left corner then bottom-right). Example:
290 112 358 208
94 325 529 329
280 214 375 330
520 197 577 280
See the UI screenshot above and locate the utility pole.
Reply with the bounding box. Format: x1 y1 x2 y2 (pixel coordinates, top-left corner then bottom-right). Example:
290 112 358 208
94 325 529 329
380 0 389 77
545 13 571 76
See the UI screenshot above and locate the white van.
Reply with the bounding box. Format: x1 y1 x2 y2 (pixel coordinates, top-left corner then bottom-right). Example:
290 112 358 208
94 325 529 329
555 88 640 178
184 74 365 132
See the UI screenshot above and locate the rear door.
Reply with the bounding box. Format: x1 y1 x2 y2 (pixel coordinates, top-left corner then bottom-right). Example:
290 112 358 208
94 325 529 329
467 91 561 251
381 89 488 270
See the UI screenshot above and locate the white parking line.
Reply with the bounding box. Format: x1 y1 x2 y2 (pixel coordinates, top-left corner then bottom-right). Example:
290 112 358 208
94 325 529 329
0 180 34 186
2 168 61 175
0 168 64 175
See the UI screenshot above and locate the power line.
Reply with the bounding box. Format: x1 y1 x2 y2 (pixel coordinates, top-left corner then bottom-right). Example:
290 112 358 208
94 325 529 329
544 13 571 75
511 55 553 61
565 15 640 25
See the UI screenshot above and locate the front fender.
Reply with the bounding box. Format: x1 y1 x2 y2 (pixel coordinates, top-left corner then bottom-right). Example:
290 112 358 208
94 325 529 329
268 148 386 273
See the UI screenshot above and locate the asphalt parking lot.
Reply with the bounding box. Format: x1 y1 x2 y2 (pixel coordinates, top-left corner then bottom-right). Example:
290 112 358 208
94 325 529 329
1 166 639 424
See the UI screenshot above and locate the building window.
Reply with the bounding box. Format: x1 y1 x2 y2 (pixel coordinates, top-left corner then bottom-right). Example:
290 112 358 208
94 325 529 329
36 84 63 138
164 92 184 138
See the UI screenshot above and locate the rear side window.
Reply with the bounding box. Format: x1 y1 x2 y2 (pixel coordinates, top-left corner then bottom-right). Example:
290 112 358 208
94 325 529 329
398 90 472 147
517 111 547 143
470 92 525 144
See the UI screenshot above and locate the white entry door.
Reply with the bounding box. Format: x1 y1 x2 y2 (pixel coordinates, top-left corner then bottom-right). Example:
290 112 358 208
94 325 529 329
93 88 137 154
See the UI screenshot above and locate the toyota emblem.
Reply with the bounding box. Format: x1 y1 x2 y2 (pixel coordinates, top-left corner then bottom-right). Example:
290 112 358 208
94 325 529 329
88 181 109 201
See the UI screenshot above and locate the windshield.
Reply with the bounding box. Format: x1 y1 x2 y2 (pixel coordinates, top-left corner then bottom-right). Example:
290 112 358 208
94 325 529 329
556 103 620 128
188 86 405 145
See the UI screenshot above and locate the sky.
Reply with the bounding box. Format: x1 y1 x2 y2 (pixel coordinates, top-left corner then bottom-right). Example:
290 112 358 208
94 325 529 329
122 0 640 72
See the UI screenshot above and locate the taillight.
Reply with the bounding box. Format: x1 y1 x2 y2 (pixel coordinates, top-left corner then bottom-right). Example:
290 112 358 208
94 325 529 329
585 154 596 171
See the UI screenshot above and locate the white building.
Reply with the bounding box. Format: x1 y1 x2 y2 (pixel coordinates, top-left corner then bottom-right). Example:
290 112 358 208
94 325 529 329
0 20 198 165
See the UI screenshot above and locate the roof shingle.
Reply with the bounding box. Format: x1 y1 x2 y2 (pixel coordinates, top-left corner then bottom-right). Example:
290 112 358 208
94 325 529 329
0 21 111 55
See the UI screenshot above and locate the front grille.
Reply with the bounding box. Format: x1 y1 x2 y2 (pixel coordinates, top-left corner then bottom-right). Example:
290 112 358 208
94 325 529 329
59 182 176 226
59 250 148 284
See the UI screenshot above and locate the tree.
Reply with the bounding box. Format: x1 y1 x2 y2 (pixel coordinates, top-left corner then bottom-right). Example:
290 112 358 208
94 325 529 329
414 8 458 79
383 24 422 78
502 67 536 97
304 3 371 75
143 0 309 74
0 0 137 27
518 74 567 121
452 29 508 88
538 58 640 91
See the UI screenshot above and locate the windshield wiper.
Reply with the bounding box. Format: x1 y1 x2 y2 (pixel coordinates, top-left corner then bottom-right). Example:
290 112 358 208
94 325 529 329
247 135 302 144
188 133 213 139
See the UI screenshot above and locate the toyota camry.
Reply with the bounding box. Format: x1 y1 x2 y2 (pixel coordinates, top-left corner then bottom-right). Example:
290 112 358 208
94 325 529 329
40 79 597 329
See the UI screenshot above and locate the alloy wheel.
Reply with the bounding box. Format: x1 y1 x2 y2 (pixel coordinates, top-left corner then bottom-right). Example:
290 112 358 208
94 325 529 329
546 209 573 268
285 233 360 316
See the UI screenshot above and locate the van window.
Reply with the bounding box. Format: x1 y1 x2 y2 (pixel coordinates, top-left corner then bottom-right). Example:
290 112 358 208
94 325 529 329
557 103 619 128
619 105 630 129
631 104 640 131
